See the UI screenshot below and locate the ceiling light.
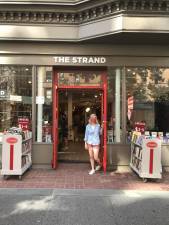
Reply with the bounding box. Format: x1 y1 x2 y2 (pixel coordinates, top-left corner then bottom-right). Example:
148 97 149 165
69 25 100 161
85 107 90 113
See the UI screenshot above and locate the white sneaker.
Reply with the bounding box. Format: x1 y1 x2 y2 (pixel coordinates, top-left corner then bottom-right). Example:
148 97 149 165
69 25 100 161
95 165 102 171
88 169 95 175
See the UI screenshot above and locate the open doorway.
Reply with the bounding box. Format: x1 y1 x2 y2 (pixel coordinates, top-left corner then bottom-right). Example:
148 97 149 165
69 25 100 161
58 90 102 162
52 69 107 172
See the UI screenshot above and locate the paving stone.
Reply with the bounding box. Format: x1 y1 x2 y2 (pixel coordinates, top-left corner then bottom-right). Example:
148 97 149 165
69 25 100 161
0 163 169 190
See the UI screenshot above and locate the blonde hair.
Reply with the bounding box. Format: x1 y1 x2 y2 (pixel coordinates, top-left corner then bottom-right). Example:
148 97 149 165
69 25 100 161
89 114 98 124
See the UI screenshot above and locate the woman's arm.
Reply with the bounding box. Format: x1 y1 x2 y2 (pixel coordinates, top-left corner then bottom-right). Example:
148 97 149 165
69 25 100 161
84 125 88 142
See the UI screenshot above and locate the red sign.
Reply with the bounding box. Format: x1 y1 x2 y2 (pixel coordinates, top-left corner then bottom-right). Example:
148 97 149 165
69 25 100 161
18 118 30 131
127 96 134 120
134 122 145 133
146 142 158 148
43 125 52 135
128 96 134 110
6 137 18 144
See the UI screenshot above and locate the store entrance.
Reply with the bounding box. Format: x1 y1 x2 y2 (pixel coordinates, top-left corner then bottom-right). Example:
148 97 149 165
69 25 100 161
52 69 107 172
58 89 102 162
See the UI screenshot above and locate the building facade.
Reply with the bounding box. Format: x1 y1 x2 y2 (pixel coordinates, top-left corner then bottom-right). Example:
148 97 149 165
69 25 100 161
1 0 169 170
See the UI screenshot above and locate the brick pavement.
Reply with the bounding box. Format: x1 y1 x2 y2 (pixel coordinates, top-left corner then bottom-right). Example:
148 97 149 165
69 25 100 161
0 163 169 190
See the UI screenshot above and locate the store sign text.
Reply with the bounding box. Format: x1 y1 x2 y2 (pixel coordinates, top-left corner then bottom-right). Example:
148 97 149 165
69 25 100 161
54 56 106 64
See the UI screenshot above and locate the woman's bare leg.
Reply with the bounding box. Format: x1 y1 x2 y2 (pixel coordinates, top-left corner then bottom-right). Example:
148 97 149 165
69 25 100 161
88 147 95 170
93 147 101 165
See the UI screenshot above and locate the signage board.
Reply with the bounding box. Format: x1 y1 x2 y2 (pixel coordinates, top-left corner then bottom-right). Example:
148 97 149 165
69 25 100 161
18 118 30 131
0 90 8 100
143 139 161 175
53 56 106 65
134 122 145 133
2 134 21 171
10 95 22 102
36 96 45 104
0 90 6 98
127 96 134 120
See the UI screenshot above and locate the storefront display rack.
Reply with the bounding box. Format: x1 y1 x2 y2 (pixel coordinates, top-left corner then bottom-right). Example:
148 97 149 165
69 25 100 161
1 131 32 180
130 131 162 182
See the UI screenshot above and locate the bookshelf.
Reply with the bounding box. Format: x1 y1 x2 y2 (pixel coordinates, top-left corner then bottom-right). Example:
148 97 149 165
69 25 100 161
130 131 162 182
1 131 32 180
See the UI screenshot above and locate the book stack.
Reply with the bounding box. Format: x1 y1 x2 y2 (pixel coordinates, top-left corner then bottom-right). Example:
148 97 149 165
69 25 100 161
130 131 144 172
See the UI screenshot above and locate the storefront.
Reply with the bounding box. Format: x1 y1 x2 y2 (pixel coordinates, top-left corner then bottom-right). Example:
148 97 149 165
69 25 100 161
1 0 169 170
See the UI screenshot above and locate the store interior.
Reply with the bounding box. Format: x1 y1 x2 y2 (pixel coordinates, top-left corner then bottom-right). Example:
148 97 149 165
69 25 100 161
58 89 102 162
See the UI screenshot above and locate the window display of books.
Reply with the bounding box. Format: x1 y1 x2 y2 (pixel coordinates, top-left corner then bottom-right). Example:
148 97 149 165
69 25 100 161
130 130 169 144
131 133 143 173
6 127 32 140
22 138 32 155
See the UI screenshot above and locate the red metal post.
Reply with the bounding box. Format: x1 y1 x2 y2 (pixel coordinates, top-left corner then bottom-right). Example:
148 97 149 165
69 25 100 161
52 70 58 169
103 72 107 173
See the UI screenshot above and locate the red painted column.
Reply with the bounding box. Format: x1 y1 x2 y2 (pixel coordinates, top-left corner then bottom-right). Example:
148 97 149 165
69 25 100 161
52 70 58 169
103 72 107 173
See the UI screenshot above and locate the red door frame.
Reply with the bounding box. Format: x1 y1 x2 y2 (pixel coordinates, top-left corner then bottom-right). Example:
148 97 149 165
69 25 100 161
52 69 107 173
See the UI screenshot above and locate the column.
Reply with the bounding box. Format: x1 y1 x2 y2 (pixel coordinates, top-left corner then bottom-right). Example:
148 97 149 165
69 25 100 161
37 67 45 142
68 93 73 140
115 68 121 142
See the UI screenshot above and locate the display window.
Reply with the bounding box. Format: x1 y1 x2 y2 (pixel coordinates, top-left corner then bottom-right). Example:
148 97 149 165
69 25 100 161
126 67 169 143
2 65 168 146
58 71 102 87
0 66 32 135
36 67 53 143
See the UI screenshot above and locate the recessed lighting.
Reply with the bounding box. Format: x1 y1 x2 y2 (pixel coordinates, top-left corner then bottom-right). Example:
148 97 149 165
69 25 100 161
28 81 32 84
94 95 98 98
25 68 29 71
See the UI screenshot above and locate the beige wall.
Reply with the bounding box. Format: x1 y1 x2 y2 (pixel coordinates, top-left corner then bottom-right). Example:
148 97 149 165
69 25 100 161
31 143 169 171
32 144 53 165
0 15 169 42
0 143 168 171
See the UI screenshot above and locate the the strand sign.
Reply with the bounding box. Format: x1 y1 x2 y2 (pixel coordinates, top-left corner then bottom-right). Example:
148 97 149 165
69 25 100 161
54 56 106 64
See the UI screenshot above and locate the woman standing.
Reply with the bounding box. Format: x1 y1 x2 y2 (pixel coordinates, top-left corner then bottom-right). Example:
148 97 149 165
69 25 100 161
84 114 102 175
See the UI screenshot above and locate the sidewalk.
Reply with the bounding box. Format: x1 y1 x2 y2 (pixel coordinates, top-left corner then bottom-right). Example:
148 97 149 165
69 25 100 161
0 163 169 190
